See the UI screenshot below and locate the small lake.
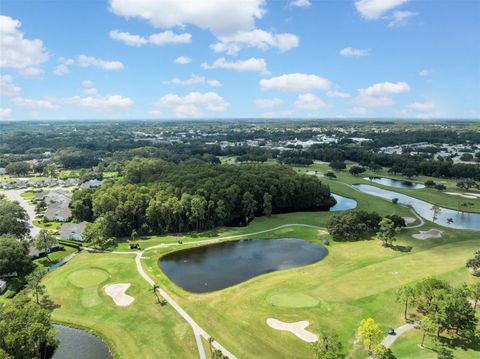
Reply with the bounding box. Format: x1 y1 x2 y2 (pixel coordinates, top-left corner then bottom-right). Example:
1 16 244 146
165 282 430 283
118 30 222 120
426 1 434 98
52 325 111 359
365 177 425 189
330 193 357 211
159 238 328 293
353 184 480 231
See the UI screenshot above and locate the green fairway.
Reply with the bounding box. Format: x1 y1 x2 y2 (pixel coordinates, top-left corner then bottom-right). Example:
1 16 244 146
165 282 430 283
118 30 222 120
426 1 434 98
41 175 480 358
68 268 110 288
42 253 198 359
295 163 480 213
267 292 319 308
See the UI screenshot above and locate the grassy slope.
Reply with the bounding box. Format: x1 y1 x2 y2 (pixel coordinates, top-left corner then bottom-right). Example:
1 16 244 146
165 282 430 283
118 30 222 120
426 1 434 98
43 253 197 359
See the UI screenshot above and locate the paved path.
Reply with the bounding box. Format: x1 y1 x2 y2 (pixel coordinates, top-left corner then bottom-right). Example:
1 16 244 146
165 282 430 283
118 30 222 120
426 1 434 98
127 223 325 359
381 323 416 348
1 189 40 239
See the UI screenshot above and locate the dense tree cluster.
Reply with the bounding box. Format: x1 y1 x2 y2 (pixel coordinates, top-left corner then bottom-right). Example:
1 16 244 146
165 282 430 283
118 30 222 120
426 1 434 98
0 197 30 240
397 279 478 346
71 160 334 239
326 211 382 241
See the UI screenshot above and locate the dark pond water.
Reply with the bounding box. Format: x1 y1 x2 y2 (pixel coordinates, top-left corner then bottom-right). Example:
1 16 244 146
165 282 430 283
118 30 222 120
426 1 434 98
365 177 425 189
52 325 111 359
353 184 480 231
159 238 328 293
330 193 357 211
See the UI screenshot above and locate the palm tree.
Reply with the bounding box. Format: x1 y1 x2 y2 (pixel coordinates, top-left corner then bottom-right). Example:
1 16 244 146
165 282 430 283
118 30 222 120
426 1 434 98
152 284 160 303
208 337 215 357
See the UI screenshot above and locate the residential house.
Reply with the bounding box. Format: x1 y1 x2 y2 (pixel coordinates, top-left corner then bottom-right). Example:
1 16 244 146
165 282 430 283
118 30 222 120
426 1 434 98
60 222 88 241
45 206 72 222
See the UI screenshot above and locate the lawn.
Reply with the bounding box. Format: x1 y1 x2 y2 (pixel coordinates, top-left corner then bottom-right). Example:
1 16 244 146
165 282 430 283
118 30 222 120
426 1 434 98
141 223 479 358
32 246 77 269
295 163 480 213
42 252 198 359
40 173 480 358
32 219 62 230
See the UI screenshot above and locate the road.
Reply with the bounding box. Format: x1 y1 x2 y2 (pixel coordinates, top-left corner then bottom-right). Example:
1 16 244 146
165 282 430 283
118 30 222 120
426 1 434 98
1 189 40 239
382 323 416 348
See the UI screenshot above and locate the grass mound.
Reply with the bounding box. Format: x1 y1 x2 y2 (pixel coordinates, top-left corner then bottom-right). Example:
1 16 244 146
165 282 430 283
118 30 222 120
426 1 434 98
68 268 109 288
267 292 319 308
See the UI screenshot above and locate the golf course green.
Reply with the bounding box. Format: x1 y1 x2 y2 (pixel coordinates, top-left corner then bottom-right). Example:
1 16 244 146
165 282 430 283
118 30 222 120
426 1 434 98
42 167 480 358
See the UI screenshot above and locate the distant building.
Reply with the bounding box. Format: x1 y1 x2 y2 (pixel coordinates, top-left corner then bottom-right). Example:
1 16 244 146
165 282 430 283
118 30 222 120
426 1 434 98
0 168 6 175
60 222 88 241
80 179 103 188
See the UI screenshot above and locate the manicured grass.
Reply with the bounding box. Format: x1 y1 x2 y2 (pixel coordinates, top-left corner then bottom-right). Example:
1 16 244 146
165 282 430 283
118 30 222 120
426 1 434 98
267 292 319 308
42 253 198 359
33 246 77 269
295 163 480 212
142 224 479 358
41 173 480 358
32 219 62 230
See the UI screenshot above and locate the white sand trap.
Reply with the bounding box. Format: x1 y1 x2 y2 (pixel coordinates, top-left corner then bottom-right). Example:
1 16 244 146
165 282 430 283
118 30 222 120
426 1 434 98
266 318 318 342
445 192 478 199
413 229 443 240
104 283 134 306
402 217 416 225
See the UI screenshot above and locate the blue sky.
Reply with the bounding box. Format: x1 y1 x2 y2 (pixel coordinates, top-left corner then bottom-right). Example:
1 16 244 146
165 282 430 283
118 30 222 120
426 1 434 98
0 0 479 120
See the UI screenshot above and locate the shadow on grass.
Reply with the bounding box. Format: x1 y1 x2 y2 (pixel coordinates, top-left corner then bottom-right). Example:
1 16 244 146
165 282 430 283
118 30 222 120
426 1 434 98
390 244 413 253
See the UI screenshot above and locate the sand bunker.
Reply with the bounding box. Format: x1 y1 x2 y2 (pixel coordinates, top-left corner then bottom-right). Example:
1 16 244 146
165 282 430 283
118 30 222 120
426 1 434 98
445 192 479 199
413 229 443 240
266 318 318 342
104 283 134 306
402 217 416 225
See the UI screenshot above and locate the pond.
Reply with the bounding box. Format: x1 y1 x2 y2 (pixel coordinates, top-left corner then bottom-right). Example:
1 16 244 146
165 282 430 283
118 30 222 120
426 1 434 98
364 177 425 189
159 238 328 293
330 193 357 211
52 325 111 359
353 184 480 231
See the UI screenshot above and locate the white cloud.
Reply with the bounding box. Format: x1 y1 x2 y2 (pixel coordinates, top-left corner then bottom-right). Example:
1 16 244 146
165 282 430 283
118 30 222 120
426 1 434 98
109 30 147 46
78 55 124 70
0 15 48 69
327 90 351 98
0 75 21 96
340 47 370 57
419 69 432 77
261 110 294 118
260 73 331 92
407 102 435 111
109 0 266 37
360 81 410 96
149 31 192 45
387 10 417 27
54 58 74 76
19 67 44 77
294 93 328 110
61 94 133 111
355 0 410 20
0 108 12 120
355 81 410 108
149 110 163 117
291 0 311 8
12 97 58 110
211 29 299 55
166 74 221 87
202 57 268 74
174 56 192 65
254 98 283 108
154 91 229 117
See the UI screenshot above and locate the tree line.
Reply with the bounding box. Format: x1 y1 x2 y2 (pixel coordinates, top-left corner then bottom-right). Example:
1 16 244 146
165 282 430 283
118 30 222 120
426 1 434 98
71 159 335 240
